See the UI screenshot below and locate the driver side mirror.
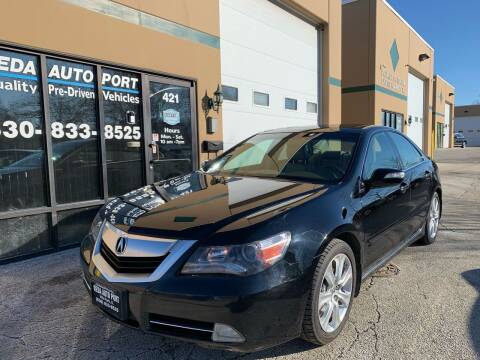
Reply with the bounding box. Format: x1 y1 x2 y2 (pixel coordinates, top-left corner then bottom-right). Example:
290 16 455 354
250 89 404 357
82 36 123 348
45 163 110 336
201 159 212 172
368 168 405 188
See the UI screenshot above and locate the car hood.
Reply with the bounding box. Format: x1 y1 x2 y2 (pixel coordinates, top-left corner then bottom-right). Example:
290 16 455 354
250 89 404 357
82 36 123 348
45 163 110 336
102 172 327 239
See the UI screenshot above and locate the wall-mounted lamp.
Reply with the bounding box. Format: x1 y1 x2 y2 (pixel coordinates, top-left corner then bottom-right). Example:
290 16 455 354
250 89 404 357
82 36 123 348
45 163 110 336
449 92 455 97
419 53 430 62
202 85 223 117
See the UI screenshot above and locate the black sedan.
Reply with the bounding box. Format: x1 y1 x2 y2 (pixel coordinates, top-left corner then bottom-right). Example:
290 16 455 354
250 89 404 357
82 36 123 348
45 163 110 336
454 132 467 148
80 125 441 352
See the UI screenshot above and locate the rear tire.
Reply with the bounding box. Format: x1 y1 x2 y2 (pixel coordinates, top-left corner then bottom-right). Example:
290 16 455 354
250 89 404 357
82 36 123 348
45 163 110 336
302 239 356 345
419 192 440 245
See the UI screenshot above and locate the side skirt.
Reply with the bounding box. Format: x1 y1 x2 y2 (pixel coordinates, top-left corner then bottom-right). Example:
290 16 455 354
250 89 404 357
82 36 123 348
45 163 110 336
361 226 424 282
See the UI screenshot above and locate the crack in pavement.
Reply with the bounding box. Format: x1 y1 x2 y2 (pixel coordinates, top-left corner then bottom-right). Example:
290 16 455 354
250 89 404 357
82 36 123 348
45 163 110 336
0 333 27 347
338 322 361 359
338 277 382 359
370 294 381 359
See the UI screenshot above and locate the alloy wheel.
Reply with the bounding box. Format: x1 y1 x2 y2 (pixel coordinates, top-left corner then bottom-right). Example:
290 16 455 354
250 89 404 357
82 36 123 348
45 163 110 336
318 253 353 333
428 193 440 239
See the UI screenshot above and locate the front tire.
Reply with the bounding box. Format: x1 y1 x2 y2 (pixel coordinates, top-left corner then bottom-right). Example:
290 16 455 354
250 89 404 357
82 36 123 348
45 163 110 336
302 239 356 345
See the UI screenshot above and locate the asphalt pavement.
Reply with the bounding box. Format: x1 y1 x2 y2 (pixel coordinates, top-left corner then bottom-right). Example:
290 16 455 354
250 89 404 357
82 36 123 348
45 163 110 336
1 147 479 360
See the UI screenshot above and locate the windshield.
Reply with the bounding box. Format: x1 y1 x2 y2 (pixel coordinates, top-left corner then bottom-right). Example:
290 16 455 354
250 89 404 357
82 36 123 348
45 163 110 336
205 131 359 183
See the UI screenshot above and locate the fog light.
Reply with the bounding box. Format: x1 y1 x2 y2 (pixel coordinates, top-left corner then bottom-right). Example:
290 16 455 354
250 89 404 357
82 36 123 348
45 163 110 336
212 323 245 343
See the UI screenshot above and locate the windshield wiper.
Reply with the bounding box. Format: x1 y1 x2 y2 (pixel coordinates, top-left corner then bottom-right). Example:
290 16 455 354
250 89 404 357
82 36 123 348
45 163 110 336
276 174 325 183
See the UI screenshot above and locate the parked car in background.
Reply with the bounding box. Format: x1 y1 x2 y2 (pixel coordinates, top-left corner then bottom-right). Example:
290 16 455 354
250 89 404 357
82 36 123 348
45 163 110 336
454 133 467 148
80 125 442 352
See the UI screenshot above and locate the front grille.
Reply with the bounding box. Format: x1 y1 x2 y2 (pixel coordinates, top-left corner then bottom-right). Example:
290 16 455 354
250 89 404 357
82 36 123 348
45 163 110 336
100 242 167 274
149 313 214 341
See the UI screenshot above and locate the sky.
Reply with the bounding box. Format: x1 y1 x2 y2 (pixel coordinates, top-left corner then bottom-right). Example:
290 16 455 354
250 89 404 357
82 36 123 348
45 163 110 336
387 0 480 105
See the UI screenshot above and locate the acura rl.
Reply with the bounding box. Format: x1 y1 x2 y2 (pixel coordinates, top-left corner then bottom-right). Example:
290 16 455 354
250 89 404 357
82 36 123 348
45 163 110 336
80 125 441 352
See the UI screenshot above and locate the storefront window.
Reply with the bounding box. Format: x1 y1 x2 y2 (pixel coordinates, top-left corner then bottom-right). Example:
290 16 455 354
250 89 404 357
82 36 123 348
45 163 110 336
47 58 101 204
102 68 143 196
0 214 51 261
0 49 48 212
0 45 198 263
149 81 193 182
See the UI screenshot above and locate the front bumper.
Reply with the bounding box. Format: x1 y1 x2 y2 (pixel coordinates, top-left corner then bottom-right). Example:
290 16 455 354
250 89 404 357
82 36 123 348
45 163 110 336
81 253 310 352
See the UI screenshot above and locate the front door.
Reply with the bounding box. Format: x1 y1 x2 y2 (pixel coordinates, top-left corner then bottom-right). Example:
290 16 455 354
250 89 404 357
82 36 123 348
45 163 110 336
359 132 411 267
143 76 197 184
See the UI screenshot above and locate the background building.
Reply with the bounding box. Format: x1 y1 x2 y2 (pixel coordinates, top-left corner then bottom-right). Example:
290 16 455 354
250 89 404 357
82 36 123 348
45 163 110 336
432 75 455 149
220 0 342 150
0 0 341 262
455 105 480 146
342 0 437 155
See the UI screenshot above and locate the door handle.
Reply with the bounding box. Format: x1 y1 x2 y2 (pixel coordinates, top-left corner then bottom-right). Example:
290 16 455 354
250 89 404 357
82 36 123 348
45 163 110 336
400 182 409 193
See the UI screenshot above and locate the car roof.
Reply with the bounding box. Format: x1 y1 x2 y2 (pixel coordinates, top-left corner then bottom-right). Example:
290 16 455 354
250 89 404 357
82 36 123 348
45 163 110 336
259 124 384 135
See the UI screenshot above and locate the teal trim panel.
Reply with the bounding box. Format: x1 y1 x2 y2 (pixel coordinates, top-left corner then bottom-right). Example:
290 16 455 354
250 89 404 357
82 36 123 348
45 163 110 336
329 77 342 87
433 112 445 117
63 0 220 49
342 84 408 101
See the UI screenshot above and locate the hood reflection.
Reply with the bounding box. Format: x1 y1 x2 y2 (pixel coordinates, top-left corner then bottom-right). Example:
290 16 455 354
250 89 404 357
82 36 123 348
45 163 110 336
102 172 324 235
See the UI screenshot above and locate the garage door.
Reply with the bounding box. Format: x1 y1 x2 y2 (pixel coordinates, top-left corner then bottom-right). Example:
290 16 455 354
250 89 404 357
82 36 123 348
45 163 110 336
220 0 319 150
407 73 425 150
443 103 451 148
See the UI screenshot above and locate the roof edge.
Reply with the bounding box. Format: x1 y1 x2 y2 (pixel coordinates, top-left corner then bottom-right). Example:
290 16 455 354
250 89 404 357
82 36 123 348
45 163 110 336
435 74 455 90
342 0 434 51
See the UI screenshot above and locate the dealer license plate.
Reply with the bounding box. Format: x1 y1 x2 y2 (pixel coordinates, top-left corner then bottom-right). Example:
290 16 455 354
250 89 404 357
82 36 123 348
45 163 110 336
92 282 128 320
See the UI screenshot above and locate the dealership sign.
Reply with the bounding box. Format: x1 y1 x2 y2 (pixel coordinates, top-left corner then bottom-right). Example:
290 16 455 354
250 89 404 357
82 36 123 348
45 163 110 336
0 55 39 95
379 39 406 95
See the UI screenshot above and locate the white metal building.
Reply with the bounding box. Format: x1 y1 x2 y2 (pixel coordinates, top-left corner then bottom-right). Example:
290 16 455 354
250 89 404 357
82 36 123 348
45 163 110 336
220 0 320 150
455 105 480 147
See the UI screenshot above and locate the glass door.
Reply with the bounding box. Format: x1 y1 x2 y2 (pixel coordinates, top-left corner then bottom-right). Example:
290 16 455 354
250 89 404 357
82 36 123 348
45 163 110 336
436 123 444 148
143 76 197 184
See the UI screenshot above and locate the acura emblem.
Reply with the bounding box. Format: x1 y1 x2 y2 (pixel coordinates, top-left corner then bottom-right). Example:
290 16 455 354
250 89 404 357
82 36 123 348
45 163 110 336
115 237 127 254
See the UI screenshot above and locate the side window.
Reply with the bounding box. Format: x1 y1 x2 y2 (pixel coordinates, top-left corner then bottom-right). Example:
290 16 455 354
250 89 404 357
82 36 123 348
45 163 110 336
388 133 424 168
363 133 400 180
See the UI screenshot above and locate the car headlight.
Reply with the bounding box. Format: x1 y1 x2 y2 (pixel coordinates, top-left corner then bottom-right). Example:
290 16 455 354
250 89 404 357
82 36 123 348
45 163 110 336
181 232 291 276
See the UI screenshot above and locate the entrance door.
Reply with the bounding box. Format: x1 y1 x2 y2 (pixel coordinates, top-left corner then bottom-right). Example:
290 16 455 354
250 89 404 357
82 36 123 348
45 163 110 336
443 103 451 148
436 123 444 148
407 73 425 150
143 76 197 184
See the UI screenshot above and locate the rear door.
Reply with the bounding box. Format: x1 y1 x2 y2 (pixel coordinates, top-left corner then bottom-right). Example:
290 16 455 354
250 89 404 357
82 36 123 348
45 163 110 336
388 132 431 236
359 132 411 267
